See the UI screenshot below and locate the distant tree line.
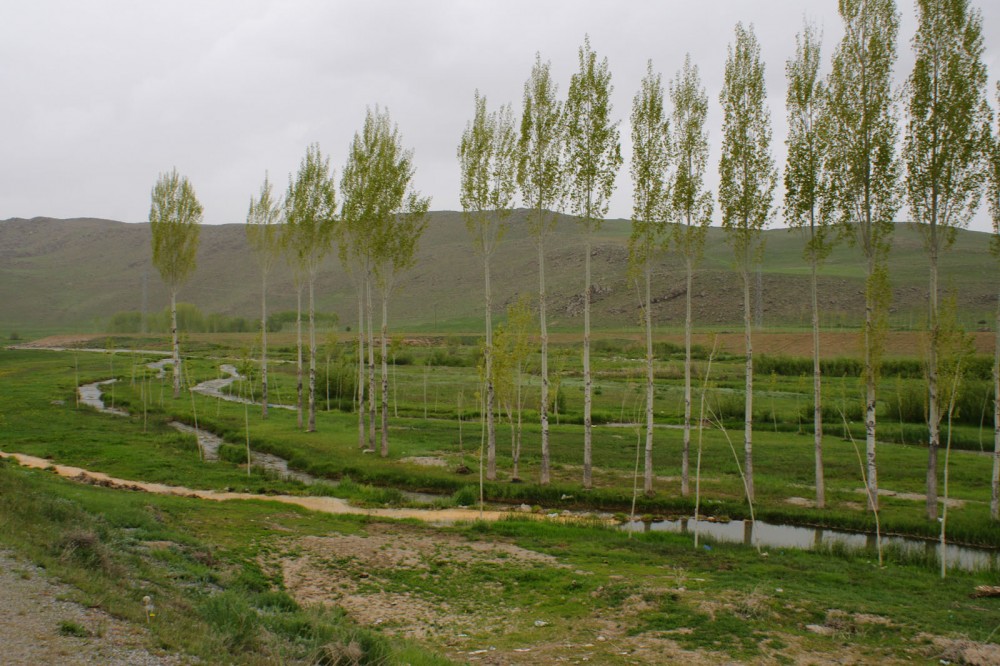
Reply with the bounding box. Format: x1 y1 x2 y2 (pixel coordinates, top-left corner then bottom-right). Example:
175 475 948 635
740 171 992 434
108 307 338 335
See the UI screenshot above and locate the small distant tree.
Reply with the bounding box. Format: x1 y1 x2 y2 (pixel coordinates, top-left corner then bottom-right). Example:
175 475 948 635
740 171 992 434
459 91 518 480
149 168 202 399
826 0 900 510
518 53 565 485
246 174 283 419
785 20 833 508
490 294 534 481
565 35 622 489
669 54 713 497
284 143 338 433
718 22 777 503
628 60 671 496
903 0 991 520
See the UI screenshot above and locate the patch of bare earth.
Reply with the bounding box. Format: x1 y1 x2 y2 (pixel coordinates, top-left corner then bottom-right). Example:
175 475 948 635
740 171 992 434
0 549 186 665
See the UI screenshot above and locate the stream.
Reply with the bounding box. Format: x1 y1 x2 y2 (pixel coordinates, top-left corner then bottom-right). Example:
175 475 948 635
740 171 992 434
78 374 437 503
622 516 999 572
72 372 1000 571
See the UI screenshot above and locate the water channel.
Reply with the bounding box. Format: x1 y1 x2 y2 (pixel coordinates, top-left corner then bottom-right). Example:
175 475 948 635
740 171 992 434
78 373 999 571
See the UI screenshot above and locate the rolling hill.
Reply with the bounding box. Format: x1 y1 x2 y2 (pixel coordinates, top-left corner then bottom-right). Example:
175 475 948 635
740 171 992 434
0 212 997 336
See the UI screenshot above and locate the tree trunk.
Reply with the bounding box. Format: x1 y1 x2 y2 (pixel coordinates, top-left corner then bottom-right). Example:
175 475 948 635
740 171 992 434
366 275 376 451
296 285 303 429
811 246 825 508
171 288 180 399
356 286 366 449
538 239 550 485
260 269 268 419
583 236 593 489
682 255 693 497
743 260 755 503
485 254 496 481
380 290 390 457
643 260 655 496
992 288 999 521
864 255 879 511
927 238 940 520
307 272 317 433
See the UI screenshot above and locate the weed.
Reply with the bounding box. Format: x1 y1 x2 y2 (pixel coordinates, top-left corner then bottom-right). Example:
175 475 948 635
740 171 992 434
58 620 89 637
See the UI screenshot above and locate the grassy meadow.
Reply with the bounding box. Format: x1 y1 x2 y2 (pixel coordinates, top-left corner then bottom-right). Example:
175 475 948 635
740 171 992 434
0 335 998 663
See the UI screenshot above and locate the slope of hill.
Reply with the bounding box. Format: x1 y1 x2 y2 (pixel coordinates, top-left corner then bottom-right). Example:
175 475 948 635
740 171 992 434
0 213 996 335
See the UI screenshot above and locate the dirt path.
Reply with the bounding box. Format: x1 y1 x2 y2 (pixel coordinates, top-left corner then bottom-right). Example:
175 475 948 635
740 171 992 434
0 451 581 526
0 549 184 665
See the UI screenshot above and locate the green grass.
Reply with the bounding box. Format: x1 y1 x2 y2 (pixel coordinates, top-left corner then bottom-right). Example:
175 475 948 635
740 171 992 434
1 346 999 662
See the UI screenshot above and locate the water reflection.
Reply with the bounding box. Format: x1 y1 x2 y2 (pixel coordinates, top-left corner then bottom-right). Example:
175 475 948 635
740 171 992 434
623 517 999 572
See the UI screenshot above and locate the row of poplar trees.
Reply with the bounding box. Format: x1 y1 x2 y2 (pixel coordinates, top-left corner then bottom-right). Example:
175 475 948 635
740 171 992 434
148 107 429 459
459 0 1000 523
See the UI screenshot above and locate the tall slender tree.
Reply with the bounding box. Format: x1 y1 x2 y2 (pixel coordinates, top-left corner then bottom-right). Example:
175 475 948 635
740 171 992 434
518 53 565 485
628 60 671 496
826 0 900 510
565 35 622 489
246 174 283 419
342 107 430 457
904 0 991 521
988 83 1000 521
669 54 713 498
458 91 518 480
718 22 777 503
284 143 338 433
149 168 202 399
785 21 833 509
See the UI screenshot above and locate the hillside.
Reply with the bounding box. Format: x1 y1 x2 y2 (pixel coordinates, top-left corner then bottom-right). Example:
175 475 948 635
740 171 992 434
0 213 997 335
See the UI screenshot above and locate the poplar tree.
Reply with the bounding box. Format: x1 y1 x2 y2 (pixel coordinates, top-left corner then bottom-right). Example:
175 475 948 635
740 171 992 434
458 91 518 480
669 54 713 497
246 174 283 419
284 143 337 433
785 21 833 509
518 53 565 485
718 23 777 503
149 168 202 399
565 35 622 489
826 0 900 510
628 60 670 496
904 0 991 520
342 107 429 457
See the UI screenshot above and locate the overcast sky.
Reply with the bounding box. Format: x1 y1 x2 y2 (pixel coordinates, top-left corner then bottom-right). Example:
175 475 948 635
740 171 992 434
2 0 999 231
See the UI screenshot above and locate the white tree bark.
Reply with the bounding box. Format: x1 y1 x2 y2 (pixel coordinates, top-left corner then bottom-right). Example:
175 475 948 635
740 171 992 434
682 256 693 496
484 253 496 480
864 254 879 511
927 232 940 519
307 272 317 433
260 269 269 419
170 288 180 399
742 259 755 503
538 240 550 485
643 261 655 496
380 290 390 457
811 242 825 508
357 286 366 449
366 275 376 451
583 236 593 489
